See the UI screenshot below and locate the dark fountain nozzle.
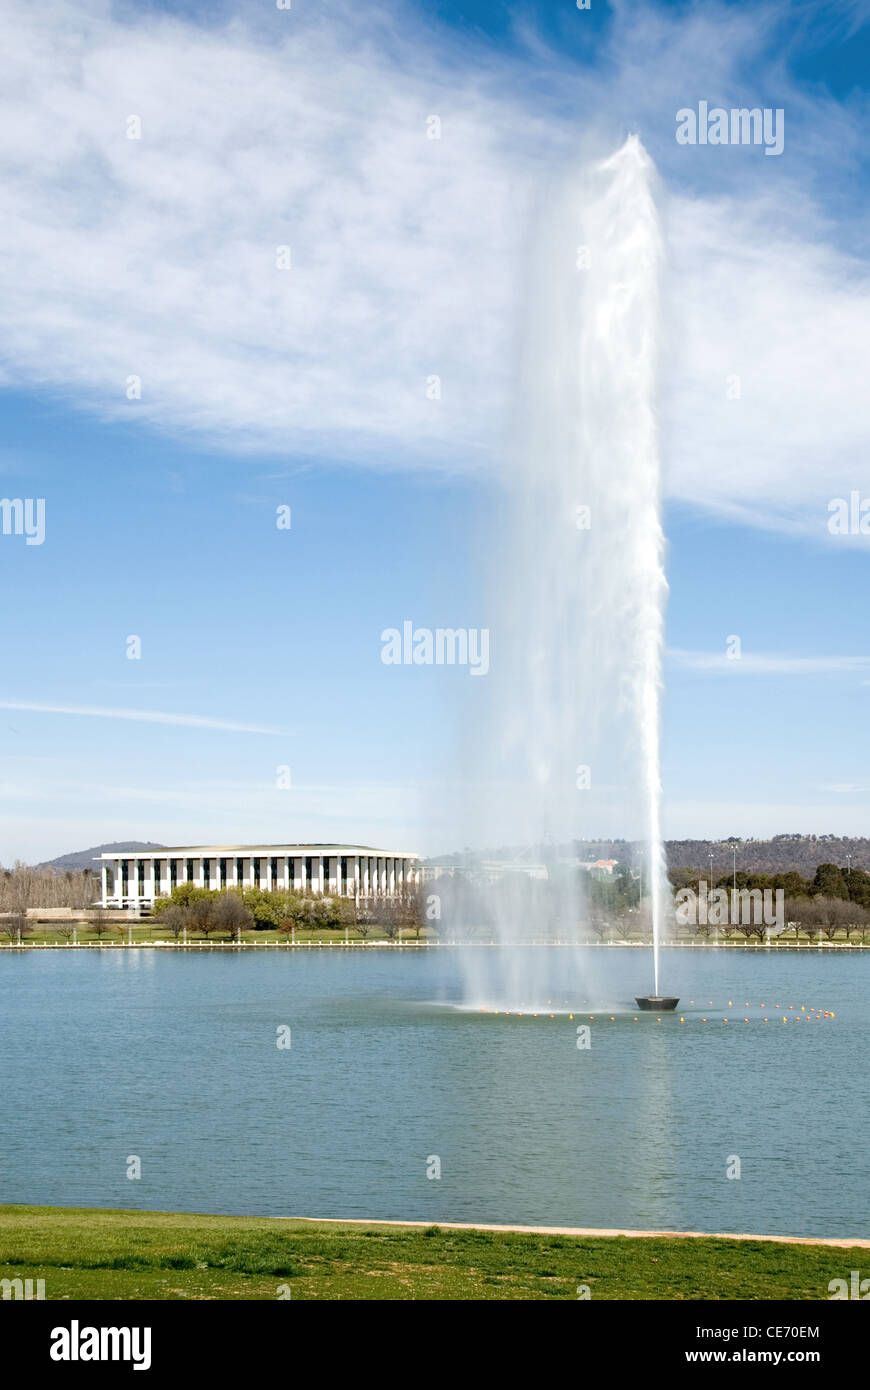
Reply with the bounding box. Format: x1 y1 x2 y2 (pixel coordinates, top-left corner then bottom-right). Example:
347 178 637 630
635 995 679 1011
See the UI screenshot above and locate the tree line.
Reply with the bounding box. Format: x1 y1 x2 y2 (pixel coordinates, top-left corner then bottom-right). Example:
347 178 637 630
0 862 97 913
152 884 427 939
668 861 870 907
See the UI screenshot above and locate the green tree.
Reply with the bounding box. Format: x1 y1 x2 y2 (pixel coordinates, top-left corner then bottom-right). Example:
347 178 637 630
152 883 212 914
812 863 847 899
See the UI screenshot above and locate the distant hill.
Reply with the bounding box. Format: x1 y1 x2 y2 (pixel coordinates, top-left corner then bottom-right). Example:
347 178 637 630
36 842 165 873
429 836 870 876
589 837 870 875
36 834 870 878
661 837 870 875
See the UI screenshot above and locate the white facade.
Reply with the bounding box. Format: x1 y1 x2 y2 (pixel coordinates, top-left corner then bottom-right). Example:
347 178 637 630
99 844 420 910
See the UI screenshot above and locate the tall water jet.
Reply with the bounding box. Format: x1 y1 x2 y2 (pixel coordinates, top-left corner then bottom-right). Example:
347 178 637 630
453 134 671 1008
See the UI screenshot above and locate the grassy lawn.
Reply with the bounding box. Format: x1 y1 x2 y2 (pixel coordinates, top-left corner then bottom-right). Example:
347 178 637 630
0 1205 856 1300
5 924 869 947
2 925 428 946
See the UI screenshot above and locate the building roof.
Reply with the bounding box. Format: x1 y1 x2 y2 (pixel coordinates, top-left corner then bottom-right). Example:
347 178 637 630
98 844 418 859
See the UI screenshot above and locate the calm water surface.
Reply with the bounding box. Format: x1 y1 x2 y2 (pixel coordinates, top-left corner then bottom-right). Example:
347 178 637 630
0 946 866 1238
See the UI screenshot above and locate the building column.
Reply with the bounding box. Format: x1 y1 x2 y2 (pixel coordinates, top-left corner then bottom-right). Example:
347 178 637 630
116 857 124 906
101 863 109 906
352 855 359 902
145 858 155 902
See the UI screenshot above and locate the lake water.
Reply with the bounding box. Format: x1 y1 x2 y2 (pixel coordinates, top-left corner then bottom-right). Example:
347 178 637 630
1 946 866 1238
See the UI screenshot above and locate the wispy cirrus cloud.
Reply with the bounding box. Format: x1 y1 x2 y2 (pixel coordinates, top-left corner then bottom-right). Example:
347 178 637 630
1 0 869 528
0 701 286 734
668 649 870 675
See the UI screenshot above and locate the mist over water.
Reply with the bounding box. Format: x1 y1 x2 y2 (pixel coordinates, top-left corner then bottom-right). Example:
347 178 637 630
452 135 670 1007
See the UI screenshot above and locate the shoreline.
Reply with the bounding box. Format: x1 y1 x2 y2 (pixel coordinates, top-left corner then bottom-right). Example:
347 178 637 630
1 939 869 951
290 1214 870 1249
0 1204 863 1300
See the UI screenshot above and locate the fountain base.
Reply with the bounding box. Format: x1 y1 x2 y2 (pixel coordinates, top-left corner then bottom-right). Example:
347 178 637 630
635 995 679 1012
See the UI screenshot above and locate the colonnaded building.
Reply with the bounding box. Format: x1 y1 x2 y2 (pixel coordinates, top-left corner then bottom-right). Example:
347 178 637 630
99 844 421 911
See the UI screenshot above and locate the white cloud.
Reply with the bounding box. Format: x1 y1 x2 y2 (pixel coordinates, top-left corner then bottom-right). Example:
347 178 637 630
0 700 285 733
668 649 870 675
0 0 532 471
1 0 869 527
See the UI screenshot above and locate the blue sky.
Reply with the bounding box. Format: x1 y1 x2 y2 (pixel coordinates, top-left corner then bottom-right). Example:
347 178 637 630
3 0 870 861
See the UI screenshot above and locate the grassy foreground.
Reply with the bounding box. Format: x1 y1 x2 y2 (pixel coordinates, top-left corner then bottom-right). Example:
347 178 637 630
0 1206 855 1300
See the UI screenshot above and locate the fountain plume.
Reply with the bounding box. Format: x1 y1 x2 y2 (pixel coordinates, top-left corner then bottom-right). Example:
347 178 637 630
454 134 670 1006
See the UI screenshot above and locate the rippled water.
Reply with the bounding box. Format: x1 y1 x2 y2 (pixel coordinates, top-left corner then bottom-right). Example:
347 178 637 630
0 947 866 1238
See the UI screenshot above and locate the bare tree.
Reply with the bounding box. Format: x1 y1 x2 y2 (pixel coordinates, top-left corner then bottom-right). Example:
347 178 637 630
212 892 253 941
0 912 33 944
187 895 218 940
0 861 98 912
89 910 115 943
160 905 189 941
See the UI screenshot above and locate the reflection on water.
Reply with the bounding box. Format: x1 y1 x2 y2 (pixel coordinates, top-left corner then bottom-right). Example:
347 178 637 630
0 947 865 1237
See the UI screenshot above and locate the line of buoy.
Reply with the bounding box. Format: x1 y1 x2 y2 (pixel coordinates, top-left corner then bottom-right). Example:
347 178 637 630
476 1001 835 1020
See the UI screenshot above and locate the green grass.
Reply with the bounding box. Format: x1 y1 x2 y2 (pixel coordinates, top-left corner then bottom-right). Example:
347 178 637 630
1 925 427 946
5 925 869 947
0 1205 857 1300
